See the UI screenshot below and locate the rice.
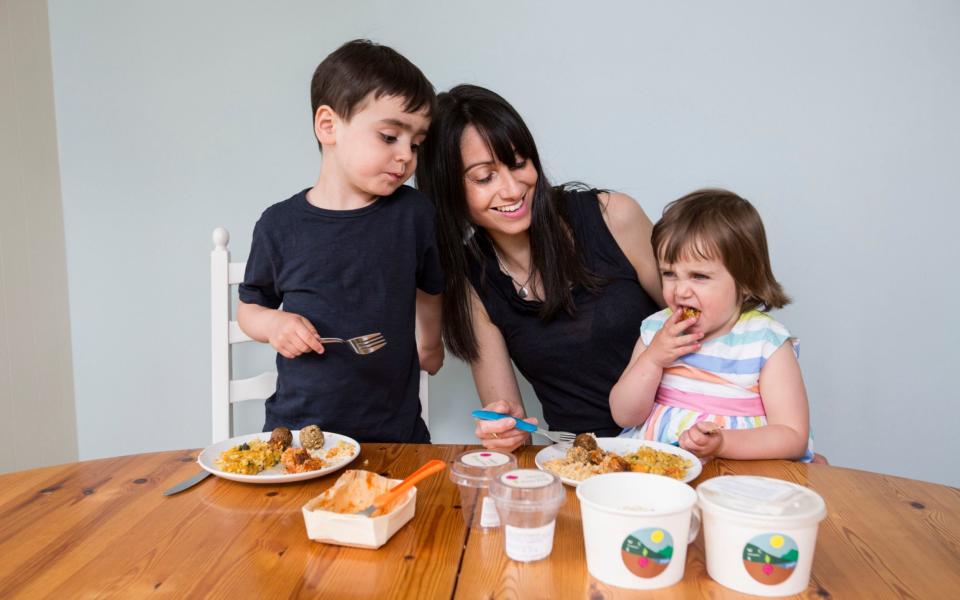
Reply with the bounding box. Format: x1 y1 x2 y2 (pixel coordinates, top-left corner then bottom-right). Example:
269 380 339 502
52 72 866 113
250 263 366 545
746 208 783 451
543 444 689 482
216 439 281 475
622 446 689 479
324 440 356 460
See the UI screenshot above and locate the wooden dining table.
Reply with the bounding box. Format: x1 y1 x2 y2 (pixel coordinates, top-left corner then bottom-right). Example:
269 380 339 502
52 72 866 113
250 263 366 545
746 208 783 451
1 442 957 599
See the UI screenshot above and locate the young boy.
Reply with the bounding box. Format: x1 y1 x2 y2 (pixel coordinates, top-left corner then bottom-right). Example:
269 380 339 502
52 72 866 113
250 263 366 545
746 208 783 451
237 40 443 443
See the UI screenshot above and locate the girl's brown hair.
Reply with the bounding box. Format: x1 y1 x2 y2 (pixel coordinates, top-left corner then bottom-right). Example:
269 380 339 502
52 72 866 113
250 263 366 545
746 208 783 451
652 189 790 312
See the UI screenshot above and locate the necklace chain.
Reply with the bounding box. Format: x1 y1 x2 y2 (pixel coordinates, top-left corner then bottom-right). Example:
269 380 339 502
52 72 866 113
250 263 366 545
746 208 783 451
491 245 533 299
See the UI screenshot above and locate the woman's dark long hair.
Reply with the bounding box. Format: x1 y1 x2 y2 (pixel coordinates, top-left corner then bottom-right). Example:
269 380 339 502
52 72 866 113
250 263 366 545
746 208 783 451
416 85 601 361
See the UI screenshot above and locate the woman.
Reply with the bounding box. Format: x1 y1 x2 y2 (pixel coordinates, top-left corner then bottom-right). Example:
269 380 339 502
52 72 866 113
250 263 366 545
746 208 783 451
416 85 663 450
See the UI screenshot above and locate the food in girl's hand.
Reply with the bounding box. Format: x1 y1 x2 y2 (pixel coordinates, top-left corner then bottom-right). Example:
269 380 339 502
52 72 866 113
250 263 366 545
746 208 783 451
269 427 293 450
544 443 690 481
299 425 325 452
680 306 701 320
216 439 281 475
281 447 326 473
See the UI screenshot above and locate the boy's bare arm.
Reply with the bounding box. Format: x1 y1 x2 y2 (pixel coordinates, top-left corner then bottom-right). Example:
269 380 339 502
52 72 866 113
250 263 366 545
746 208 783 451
236 301 324 359
415 290 444 374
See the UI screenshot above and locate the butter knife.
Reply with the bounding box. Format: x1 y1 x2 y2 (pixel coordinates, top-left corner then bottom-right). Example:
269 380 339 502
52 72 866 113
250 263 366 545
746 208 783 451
163 470 211 496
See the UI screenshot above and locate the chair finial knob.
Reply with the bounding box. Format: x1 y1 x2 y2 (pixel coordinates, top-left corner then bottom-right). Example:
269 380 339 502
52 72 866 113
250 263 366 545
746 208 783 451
212 227 229 249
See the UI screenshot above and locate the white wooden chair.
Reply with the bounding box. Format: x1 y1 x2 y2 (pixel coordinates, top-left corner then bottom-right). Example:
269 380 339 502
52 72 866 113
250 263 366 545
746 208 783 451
211 227 429 442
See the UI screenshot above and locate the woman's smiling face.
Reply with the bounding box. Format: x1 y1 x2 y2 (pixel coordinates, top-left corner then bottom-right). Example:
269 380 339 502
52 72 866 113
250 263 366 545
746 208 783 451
460 125 538 236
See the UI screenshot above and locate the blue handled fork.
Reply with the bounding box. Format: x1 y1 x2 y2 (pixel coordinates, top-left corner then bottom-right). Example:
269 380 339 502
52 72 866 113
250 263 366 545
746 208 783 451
471 410 577 444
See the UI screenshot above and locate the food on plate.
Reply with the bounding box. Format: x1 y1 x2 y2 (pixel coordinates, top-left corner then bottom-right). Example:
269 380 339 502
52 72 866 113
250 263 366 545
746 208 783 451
622 446 690 479
216 439 281 475
300 425 325 452
325 440 357 460
282 447 326 473
269 427 293 450
543 443 690 482
573 432 598 451
310 470 407 517
680 306 701 320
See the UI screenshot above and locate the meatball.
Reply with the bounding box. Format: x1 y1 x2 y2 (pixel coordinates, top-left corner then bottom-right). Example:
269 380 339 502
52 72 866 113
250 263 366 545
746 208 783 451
299 425 325 451
601 454 631 472
268 427 293 450
587 448 606 465
573 433 598 451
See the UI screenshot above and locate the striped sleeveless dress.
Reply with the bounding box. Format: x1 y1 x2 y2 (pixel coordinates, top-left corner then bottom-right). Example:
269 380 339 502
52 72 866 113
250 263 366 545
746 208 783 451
619 308 814 462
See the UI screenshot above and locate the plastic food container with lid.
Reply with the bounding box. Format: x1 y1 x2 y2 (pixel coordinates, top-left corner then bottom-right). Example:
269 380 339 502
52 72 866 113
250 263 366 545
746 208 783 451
697 475 827 596
488 469 566 562
449 449 518 529
301 470 416 549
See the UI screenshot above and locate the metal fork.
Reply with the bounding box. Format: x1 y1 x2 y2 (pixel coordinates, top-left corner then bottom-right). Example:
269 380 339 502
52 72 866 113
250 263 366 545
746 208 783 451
471 410 578 444
319 332 387 355
531 428 578 444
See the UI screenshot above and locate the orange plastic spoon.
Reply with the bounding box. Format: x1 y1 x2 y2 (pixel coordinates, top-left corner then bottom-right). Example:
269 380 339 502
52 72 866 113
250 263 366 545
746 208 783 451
355 458 447 517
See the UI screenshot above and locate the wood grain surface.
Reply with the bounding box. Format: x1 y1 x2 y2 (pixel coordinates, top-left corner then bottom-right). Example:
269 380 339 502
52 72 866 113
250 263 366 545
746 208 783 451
1 444 958 599
455 448 960 599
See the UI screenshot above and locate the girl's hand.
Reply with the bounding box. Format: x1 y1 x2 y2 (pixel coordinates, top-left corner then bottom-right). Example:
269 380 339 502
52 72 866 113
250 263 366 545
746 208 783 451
641 309 703 368
267 311 325 359
679 422 724 459
474 400 535 451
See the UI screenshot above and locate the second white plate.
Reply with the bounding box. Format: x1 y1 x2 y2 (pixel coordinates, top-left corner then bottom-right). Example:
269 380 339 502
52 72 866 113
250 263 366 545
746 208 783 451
535 437 701 486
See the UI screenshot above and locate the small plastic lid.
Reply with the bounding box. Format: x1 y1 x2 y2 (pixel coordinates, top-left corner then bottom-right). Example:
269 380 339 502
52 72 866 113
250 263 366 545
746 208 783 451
488 469 565 512
449 449 518 488
697 476 826 524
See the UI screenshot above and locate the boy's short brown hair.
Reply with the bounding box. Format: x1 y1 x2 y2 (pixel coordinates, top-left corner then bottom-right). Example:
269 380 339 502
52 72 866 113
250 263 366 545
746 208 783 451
310 39 435 131
652 189 790 312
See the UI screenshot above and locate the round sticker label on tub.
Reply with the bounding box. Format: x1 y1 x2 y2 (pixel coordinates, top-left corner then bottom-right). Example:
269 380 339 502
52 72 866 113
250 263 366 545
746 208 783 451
742 533 798 584
621 527 673 578
500 469 554 488
460 451 511 468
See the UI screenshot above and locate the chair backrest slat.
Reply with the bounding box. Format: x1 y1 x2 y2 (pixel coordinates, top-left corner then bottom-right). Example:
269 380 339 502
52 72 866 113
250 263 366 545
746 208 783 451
227 262 245 285
230 372 279 404
229 320 253 344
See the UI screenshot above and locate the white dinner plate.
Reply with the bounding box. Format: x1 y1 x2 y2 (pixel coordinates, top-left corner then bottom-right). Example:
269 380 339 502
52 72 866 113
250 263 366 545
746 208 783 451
535 437 702 486
198 430 360 484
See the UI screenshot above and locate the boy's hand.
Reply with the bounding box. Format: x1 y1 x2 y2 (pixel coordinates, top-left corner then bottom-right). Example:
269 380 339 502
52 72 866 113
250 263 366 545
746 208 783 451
418 342 444 375
474 400 535 451
640 309 702 369
267 311 325 359
679 422 724 459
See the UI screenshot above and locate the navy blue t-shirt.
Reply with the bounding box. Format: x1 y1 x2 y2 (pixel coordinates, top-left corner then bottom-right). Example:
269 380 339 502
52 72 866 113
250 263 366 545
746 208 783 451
238 185 443 442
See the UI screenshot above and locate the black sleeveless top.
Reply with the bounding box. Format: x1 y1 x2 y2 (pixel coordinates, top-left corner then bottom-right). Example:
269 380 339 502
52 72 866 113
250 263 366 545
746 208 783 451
467 189 659 436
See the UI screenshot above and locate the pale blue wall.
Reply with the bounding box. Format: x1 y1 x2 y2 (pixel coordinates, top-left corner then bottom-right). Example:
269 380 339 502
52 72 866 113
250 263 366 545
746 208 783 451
49 1 959 485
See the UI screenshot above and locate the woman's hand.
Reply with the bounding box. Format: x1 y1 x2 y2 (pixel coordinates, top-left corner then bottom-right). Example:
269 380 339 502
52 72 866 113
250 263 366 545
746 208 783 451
474 400 536 451
640 310 702 368
679 422 724 459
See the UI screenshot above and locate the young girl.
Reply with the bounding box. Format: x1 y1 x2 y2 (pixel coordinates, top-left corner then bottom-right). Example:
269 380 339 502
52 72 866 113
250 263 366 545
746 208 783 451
610 189 814 462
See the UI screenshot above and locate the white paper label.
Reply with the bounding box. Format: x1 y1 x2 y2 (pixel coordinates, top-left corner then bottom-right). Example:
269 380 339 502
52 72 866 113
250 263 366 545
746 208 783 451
479 496 501 527
505 522 556 562
500 469 554 489
461 451 511 468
